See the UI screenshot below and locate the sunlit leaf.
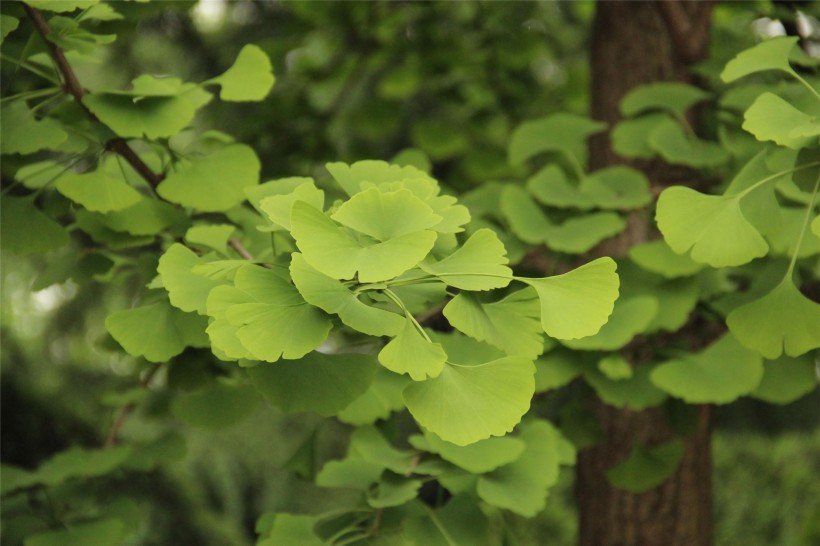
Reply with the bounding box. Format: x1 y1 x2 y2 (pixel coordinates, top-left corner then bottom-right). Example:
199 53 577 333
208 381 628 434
650 334 763 404
259 181 324 231
419 228 512 290
331 187 441 240
158 243 224 314
476 420 561 517
606 440 683 493
721 36 799 82
620 82 709 118
378 319 447 381
509 113 606 168
727 275 820 359
248 352 377 416
742 92 817 149
102 198 187 236
326 160 429 196
184 224 236 254
519 257 619 340
207 44 275 101
403 356 535 446
443 288 544 360
563 296 658 351
157 144 261 211
1 101 67 155
414 431 526 474
656 186 768 267
289 253 404 336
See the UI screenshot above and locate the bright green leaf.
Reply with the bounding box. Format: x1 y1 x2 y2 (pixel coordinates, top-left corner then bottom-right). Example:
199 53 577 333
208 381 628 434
378 319 447 380
248 352 377 416
158 244 224 314
158 144 260 211
656 186 768 267
1 101 67 155
259 181 324 231
0 197 69 255
326 160 429 197
721 36 799 82
620 82 709 118
403 356 535 446
526 165 594 209
562 296 658 351
501 184 554 244
258 514 324 546
207 44 275 101
171 383 259 429
331 187 441 241
727 275 820 359
102 198 187 236
649 117 729 168
509 113 606 168
25 1 98 12
598 355 634 380
751 354 817 404
611 113 667 159
651 334 764 404
184 224 236 254
55 168 141 212
579 166 652 209
519 257 620 340
417 431 526 474
628 240 705 278
742 92 816 149
419 228 512 290
606 440 684 493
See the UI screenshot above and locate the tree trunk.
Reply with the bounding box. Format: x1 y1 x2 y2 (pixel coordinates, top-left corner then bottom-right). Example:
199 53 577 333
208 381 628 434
577 2 715 545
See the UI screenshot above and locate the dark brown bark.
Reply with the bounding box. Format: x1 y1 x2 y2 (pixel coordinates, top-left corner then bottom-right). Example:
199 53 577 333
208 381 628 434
577 2 715 545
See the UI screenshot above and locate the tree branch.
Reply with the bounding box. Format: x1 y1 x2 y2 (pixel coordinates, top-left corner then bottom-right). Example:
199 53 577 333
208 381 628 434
23 3 164 189
104 364 162 447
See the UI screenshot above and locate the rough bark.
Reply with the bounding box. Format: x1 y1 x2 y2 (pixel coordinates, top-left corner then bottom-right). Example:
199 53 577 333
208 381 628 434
577 2 715 545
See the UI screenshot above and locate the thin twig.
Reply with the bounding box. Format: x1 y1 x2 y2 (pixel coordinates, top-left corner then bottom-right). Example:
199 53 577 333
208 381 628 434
229 237 255 261
23 3 164 189
104 364 162 447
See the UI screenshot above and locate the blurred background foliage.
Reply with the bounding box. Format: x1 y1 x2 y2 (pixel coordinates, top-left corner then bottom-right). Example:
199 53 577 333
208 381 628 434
1 1 818 545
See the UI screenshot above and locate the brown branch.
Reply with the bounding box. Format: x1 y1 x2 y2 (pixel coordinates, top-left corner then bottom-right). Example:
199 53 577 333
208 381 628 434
104 364 162 447
23 3 164 189
657 0 715 64
229 237 255 261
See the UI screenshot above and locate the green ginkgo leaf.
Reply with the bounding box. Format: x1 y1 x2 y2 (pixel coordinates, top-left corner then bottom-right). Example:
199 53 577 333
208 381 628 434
519 257 619 340
404 495 493 546
102 197 187 236
414 431 526 474
83 85 212 139
526 165 594 209
476 420 561 517
349 426 417 474
650 334 763 404
443 289 544 360
337 368 409 425
24 519 126 546
579 166 652 209
1 101 68 155
534 350 584 392
289 253 404 336
0 196 69 255
171 383 259 430
721 36 799 82
742 93 816 149
158 243 224 314
563 296 658 351
656 186 768 267
245 176 314 213
403 356 535 446
290 201 437 282
509 113 606 168
419 228 512 290
158 144 261 211
543 212 627 254
206 285 254 361
248 352 377 416
0 15 19 44
751 354 817 404
368 474 422 508
598 355 634 380
620 82 709 118
501 184 553 244
605 440 683 493
331 187 442 240
184 224 236 254
649 118 729 168
628 240 705 278
214 264 332 362
611 113 667 159
106 300 209 362
584 363 667 410
259 181 324 231
619 263 700 334
206 44 275 102
326 160 428 196
378 319 447 380
55 169 141 212
727 275 820 359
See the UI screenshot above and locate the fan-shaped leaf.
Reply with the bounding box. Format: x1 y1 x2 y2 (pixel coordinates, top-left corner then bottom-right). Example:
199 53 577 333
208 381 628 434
526 165 593 209
606 440 683 493
563 296 658 351
259 181 324 231
331 187 441 240
158 244 224 314
326 160 428 196
501 185 552 244
414 432 526 474
584 363 667 410
742 92 816 149
543 212 626 254
620 82 709 118
509 113 606 168
337 369 409 425
207 44 275 101
378 319 447 380
420 228 512 290
649 118 729 168
721 36 799 82
751 354 817 404
1 101 67 155
579 166 652 209
0 196 69 255
628 240 705 278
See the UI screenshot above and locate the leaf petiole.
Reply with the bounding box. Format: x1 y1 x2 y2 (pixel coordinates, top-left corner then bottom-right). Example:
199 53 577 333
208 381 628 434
786 173 820 277
383 288 431 343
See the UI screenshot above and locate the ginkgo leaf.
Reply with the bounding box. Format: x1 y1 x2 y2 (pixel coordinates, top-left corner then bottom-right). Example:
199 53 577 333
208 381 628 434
534 350 584 392
403 356 535 446
579 166 652 209
404 495 493 546
106 300 209 362
378 319 447 380
289 253 404 336
368 474 422 508
742 92 816 149
55 169 141 212
518 257 619 340
290 201 436 282
206 285 253 361
102 198 187 236
0 196 69 255
245 176 314 213
509 113 606 168
157 144 261 211
413 432 526 474
611 113 667 159
1 15 19 44
650 334 763 404
584 363 667 410
501 184 553 244
628 240 705 278
1 101 68 155
721 36 799 82
620 82 709 118
476 420 561 517
562 296 658 351
598 355 633 380
727 275 820 359
217 264 332 362
656 186 768 267
751 354 817 404
648 117 729 168
419 228 512 290
259 181 324 231
619 262 700 334
349 426 417 474
326 160 429 196
526 165 594 209
207 44 275 102
443 289 545 360
331 187 441 240
24 519 126 546
171 383 259 429
184 224 235 254
337 368 409 425
606 440 683 493
543 212 626 254
158 243 224 314
248 352 377 416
